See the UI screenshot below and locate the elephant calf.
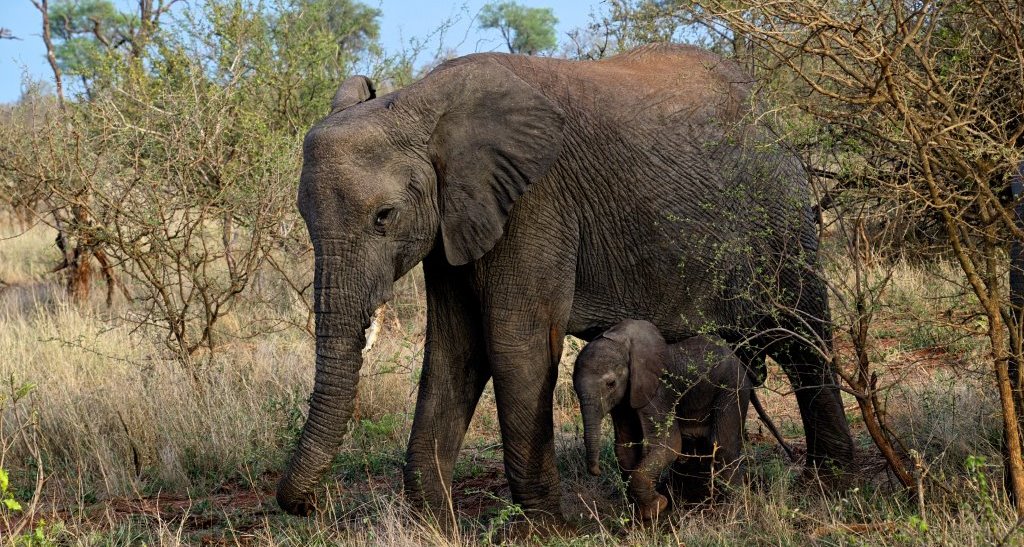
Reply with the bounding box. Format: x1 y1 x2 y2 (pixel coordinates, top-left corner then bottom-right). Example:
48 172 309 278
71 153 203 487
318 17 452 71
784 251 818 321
573 319 751 519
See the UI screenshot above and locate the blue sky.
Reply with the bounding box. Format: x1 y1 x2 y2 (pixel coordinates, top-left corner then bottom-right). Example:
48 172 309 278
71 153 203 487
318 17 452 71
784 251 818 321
0 0 603 103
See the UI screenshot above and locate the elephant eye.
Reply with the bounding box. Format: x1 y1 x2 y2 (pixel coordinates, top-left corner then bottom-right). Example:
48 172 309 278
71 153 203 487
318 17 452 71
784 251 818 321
374 207 395 230
605 379 616 389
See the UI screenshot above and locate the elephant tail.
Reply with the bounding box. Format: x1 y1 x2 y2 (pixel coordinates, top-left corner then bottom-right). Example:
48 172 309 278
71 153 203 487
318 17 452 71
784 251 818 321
750 390 798 463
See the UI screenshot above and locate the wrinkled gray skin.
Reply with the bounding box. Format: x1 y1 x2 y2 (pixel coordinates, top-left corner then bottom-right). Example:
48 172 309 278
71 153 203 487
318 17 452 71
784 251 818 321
279 43 854 519
572 320 750 519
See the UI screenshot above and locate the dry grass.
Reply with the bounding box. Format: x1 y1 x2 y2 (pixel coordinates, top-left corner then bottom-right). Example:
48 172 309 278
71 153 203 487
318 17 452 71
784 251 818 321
0 219 60 285
1 218 1022 545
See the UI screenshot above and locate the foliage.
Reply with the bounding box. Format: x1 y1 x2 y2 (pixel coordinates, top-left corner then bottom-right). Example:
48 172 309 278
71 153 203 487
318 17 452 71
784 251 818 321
0 0 395 362
0 84 57 223
0 378 48 543
47 0 136 80
0 468 22 512
305 0 381 59
479 1 558 55
685 0 1024 511
562 0 739 60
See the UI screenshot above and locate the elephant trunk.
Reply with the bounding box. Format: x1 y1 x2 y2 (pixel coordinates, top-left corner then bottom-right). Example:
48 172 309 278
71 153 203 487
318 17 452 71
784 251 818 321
581 400 605 476
277 245 383 516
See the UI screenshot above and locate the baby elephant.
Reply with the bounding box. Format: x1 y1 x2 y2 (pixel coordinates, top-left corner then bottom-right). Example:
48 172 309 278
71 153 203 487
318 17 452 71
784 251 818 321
573 319 751 519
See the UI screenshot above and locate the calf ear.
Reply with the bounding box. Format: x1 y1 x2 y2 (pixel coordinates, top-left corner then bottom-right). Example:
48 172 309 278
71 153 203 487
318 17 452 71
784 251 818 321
603 320 668 409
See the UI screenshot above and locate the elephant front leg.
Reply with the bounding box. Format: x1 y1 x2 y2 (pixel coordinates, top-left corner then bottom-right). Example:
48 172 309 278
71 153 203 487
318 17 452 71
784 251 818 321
629 424 682 519
489 330 566 521
404 259 491 518
610 406 644 482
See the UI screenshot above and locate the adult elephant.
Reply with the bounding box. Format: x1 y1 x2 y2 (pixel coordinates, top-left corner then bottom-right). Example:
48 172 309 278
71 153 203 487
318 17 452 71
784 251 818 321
277 44 855 518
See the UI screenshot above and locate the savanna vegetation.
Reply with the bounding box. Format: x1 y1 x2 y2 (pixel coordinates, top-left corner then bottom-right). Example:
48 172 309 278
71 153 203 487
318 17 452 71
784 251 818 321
1 0 1023 544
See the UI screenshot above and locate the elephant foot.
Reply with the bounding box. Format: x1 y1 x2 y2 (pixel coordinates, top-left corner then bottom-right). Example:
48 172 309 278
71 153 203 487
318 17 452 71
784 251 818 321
800 457 858 492
493 510 575 543
803 406 856 467
806 450 856 474
637 494 668 520
403 492 464 536
276 483 317 517
402 463 452 512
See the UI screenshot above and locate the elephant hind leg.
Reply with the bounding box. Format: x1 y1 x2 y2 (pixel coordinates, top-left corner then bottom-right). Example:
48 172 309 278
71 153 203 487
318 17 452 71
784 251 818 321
768 254 855 467
666 451 713 504
767 338 855 468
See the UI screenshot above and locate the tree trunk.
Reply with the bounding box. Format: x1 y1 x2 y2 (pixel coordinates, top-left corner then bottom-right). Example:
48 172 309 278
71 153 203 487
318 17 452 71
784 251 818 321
1005 163 1024 507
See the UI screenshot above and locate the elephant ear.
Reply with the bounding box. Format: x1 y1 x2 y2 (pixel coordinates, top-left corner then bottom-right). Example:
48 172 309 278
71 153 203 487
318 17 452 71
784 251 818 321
603 320 668 409
331 75 376 114
427 59 565 266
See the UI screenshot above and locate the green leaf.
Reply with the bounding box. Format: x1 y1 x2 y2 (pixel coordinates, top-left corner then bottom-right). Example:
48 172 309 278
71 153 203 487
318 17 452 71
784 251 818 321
479 1 558 55
0 468 8 492
3 497 22 512
14 382 37 400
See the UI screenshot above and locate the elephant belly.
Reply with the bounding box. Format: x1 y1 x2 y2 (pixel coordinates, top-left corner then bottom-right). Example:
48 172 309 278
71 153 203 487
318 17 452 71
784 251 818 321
563 177 749 341
557 111 789 344
566 244 738 342
678 423 711 443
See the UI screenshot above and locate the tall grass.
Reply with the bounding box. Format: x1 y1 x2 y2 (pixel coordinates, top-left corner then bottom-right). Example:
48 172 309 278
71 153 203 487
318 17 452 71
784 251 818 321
2 219 1022 544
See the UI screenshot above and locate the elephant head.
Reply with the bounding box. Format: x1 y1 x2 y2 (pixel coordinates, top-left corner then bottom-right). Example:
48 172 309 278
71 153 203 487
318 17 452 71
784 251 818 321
572 319 667 476
276 57 566 515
